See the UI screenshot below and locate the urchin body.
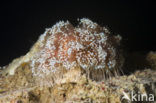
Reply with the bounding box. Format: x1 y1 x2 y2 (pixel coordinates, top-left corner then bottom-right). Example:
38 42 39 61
30 18 123 83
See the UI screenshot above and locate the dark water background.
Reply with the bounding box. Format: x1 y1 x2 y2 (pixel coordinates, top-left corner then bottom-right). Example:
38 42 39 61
0 1 155 66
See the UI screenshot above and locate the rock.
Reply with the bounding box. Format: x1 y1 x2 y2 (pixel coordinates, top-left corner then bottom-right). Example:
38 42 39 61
0 18 156 103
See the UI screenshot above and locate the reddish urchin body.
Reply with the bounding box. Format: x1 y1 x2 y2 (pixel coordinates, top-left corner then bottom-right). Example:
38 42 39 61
31 18 123 82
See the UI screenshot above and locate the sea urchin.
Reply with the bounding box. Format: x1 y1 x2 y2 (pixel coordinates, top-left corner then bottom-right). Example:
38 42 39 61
30 18 124 84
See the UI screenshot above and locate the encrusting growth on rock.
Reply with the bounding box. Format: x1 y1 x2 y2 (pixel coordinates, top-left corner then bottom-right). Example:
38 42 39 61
1 18 156 103
30 18 124 83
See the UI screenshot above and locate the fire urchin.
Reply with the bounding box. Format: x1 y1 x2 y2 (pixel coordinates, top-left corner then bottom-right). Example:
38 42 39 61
30 18 124 84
